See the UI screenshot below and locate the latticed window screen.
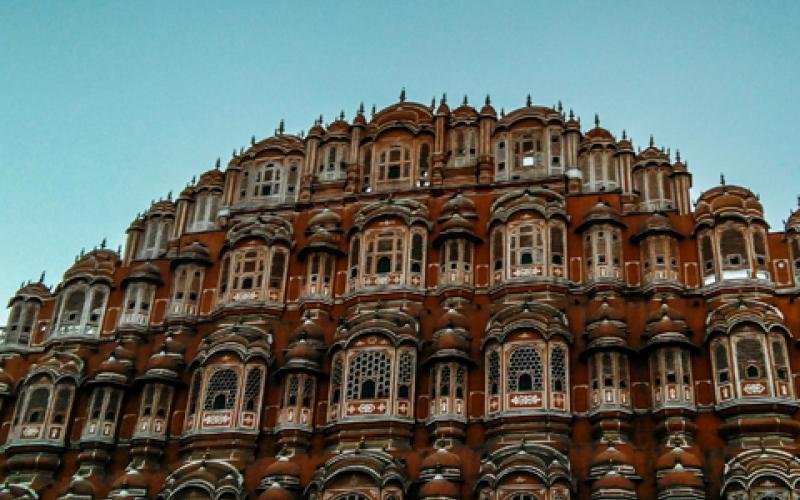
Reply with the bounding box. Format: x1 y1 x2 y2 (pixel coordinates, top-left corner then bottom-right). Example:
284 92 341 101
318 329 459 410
242 367 262 411
508 345 544 392
489 350 501 395
550 345 567 392
346 350 391 400
330 355 343 403
203 368 239 411
455 366 466 398
397 350 415 398
714 343 730 382
302 377 314 407
188 371 202 415
286 375 299 406
141 385 154 416
90 388 105 420
53 387 71 424
772 338 789 381
736 337 766 379
25 387 50 423
439 365 451 396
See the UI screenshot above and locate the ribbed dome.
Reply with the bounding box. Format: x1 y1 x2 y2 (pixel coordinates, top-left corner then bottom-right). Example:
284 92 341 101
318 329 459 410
286 339 322 363
421 447 462 471
111 467 151 491
657 465 704 489
591 443 634 469
124 262 162 285
197 168 225 189
308 208 342 228
434 307 470 331
419 476 460 499
655 446 702 470
264 456 301 478
259 485 297 500
593 469 636 492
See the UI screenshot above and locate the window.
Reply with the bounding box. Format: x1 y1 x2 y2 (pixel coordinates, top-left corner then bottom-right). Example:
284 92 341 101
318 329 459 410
642 235 680 283
418 143 431 186
719 225 749 278
203 368 239 411
588 351 629 410
305 253 335 297
346 350 391 401
170 265 204 316
439 239 473 286
52 283 108 337
429 361 468 419
550 345 567 393
135 383 172 437
241 367 263 413
83 387 122 440
650 347 693 408
495 139 507 180
361 148 372 191
508 346 544 392
451 128 477 167
4 300 39 347
329 354 344 409
712 332 792 403
138 216 173 259
189 191 221 232
397 350 415 400
488 349 500 396
10 380 74 443
491 228 504 283
253 162 282 198
509 223 545 277
736 338 765 380
319 144 348 182
219 245 287 304
120 282 154 327
584 225 622 280
410 232 425 275
377 145 411 184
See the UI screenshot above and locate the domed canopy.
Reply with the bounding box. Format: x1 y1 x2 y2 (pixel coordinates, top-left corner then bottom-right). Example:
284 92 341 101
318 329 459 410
576 202 625 232
62 248 118 285
694 184 766 227
171 241 213 269
121 262 162 287
9 280 51 304
592 469 636 494
419 476 460 499
631 213 684 242
91 353 132 386
643 299 693 350
196 168 225 190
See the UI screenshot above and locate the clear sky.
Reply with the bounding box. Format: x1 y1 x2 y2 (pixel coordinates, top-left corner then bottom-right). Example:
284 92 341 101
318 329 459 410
1 1 799 308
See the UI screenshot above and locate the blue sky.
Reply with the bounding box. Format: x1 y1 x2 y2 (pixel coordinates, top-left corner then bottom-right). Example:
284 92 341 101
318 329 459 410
1 1 799 306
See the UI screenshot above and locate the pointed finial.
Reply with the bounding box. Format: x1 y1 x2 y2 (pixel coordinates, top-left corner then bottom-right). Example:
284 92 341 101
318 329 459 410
232 149 236 158
569 108 574 119
100 238 106 249
526 94 532 106
622 129 627 140
796 195 800 208
215 157 221 170
318 114 323 125
339 110 344 121
39 271 46 283
117 244 122 255
594 113 600 128
167 190 172 200
462 94 468 106
358 102 365 114
80 247 85 258
371 104 376 116
399 87 406 102
191 175 196 184
239 147 243 155
250 135 256 146
485 94 491 106
430 96 436 109
300 129 305 137
649 134 654 148
441 92 447 105
278 119 285 134
676 149 681 162
557 100 563 112
720 173 726 185
500 107 505 118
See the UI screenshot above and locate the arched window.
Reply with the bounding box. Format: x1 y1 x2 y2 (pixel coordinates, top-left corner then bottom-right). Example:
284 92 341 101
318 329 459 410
138 215 173 260
584 225 622 280
418 143 430 186
241 367 263 413
752 229 769 279
550 224 565 277
376 145 411 184
189 191 221 232
513 131 544 177
135 383 172 438
509 222 546 277
170 265 204 316
488 349 500 396
4 300 39 347
491 228 504 284
439 239 473 286
508 346 544 392
305 252 335 297
588 351 629 411
700 232 716 284
719 225 749 278
53 283 108 337
203 368 239 411
736 337 765 380
10 379 74 444
120 282 154 327
361 148 372 192
329 353 344 418
83 386 123 441
495 139 507 180
451 128 477 167
346 350 391 401
25 387 49 423
650 346 694 408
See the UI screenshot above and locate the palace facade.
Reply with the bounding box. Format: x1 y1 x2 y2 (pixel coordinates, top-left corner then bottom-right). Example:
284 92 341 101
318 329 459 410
1 92 799 500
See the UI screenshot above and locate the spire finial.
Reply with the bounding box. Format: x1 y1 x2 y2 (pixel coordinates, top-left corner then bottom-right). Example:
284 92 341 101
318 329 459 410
649 134 654 148
215 157 221 169
318 114 323 125
232 149 236 158
796 195 800 209
191 175 196 184
485 94 491 105
278 119 285 134
441 92 447 105
676 149 681 162
720 173 726 185
569 108 574 119
250 135 255 145
358 102 365 114
462 94 468 106
239 147 243 155
39 271 46 283
100 238 107 249
117 244 122 255
500 107 505 118
430 96 436 109
371 104 376 116
399 87 406 102
622 129 627 140
526 94 532 106
557 100 563 112
167 190 172 200
594 113 600 128
339 110 344 121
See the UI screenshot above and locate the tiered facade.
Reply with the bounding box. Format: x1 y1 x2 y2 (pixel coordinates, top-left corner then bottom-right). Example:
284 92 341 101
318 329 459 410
1 92 799 500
